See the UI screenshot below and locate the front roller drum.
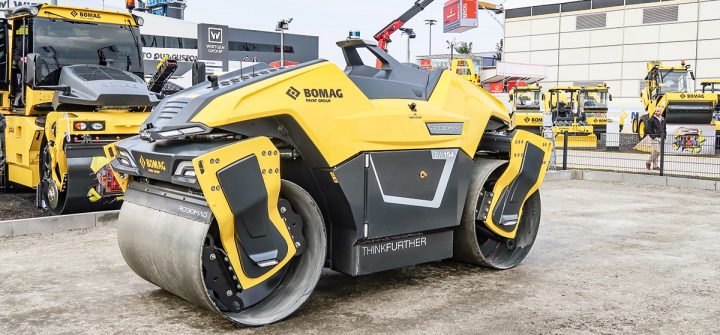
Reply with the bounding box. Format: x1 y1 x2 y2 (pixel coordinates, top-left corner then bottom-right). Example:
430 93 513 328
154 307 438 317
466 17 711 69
118 181 326 326
453 159 541 269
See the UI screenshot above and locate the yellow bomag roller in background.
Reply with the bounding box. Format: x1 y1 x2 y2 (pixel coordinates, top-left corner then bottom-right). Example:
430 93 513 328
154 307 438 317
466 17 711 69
106 39 552 325
0 4 159 214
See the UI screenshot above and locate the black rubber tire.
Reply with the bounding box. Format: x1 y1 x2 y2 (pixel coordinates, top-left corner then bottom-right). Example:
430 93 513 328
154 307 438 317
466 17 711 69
40 144 67 215
222 180 327 326
453 159 542 270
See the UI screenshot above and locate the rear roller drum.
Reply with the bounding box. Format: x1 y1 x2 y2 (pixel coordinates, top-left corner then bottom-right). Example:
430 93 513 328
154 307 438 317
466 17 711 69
118 180 326 326
453 159 541 270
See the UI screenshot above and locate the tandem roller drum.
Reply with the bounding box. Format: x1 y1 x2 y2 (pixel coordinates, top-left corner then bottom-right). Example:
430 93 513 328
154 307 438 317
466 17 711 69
117 181 326 326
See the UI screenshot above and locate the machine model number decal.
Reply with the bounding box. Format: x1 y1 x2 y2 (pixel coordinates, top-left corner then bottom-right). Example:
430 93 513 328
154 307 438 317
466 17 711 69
361 236 428 256
139 156 167 174
286 86 344 103
431 149 456 160
426 122 464 135
177 206 210 219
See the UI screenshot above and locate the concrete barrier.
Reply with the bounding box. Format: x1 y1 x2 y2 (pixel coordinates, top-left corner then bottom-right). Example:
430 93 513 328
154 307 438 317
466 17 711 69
581 171 623 182
0 211 119 238
546 169 719 192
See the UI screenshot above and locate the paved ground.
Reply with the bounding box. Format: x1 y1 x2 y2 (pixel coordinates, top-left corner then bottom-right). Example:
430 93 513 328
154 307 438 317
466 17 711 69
1 180 719 334
0 193 49 221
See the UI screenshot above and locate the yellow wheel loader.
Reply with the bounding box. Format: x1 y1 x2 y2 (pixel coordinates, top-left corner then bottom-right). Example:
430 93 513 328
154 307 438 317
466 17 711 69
105 39 552 325
0 4 160 214
633 61 717 141
544 86 598 148
508 84 543 134
699 80 720 138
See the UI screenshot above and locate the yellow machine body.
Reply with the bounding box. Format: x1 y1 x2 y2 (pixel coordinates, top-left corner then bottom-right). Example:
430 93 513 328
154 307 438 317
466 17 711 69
0 4 153 214
544 86 603 148
509 84 543 133
106 39 552 326
700 80 720 134
450 58 481 87
634 61 717 139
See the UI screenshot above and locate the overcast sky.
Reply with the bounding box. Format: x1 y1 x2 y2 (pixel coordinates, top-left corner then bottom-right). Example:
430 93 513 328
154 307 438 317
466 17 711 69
55 0 547 65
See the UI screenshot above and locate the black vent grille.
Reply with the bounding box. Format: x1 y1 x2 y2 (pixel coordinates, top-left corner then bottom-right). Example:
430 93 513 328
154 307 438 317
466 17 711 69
643 6 678 24
576 13 607 30
71 66 138 82
156 100 189 121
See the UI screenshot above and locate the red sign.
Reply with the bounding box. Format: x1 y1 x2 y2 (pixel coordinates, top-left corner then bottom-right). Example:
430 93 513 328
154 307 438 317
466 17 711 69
420 59 432 70
462 0 478 20
507 80 527 92
444 0 460 25
444 0 479 33
489 82 505 93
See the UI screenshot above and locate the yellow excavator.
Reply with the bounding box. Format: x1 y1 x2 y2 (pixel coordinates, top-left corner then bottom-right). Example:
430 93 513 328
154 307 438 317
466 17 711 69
699 80 720 137
0 4 163 214
634 61 717 140
105 38 552 325
508 84 543 134
544 86 598 148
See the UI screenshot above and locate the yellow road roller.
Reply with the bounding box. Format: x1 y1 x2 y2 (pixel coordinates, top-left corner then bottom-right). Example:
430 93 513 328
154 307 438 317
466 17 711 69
106 39 552 325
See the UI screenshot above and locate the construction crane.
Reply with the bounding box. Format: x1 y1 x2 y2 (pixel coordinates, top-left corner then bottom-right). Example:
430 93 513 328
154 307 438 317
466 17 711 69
374 0 435 53
373 0 506 68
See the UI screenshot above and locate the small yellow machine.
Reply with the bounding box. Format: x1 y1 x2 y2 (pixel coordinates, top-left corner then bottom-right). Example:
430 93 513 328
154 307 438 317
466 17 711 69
450 58 481 86
699 80 720 137
0 4 159 214
106 39 552 325
508 84 543 133
544 86 598 148
581 84 611 136
634 61 717 139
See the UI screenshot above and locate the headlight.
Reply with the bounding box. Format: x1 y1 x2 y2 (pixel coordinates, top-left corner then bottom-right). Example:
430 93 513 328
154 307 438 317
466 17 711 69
159 126 207 139
74 121 105 131
74 122 88 131
116 150 136 168
174 161 196 178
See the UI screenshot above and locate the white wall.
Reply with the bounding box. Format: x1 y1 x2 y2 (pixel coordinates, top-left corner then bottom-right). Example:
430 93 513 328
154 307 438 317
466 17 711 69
503 0 720 115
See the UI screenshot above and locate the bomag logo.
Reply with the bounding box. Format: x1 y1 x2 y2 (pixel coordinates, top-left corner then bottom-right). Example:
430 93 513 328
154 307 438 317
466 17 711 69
139 156 167 174
287 87 344 103
523 116 543 124
71 11 101 19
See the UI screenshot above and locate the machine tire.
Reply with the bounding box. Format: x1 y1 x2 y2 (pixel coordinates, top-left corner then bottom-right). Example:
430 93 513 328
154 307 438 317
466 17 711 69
453 159 541 270
217 180 327 326
637 114 649 141
40 143 67 215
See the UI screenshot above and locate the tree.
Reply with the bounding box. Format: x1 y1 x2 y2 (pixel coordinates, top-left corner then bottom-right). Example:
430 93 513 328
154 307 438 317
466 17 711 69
495 39 504 60
454 41 473 55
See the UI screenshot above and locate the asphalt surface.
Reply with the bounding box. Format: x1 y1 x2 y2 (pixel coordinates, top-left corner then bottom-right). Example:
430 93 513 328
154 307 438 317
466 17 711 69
0 180 719 334
0 193 49 221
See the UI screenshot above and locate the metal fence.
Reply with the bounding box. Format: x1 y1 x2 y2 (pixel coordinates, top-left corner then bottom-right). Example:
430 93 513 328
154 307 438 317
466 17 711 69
552 131 720 180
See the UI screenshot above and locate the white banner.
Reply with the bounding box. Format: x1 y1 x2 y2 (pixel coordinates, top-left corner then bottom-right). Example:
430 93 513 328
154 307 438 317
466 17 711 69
143 47 198 63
